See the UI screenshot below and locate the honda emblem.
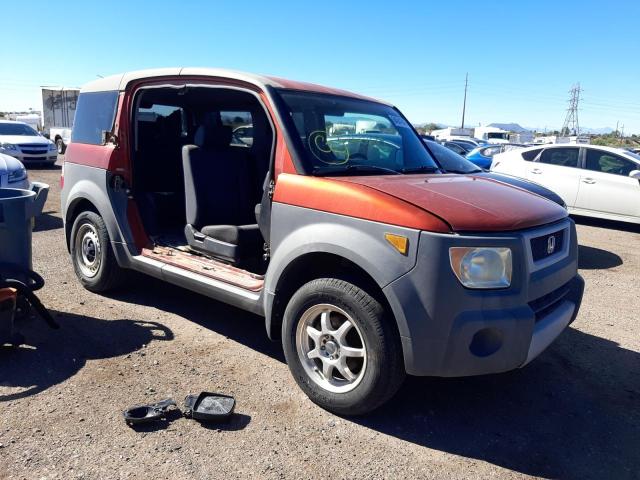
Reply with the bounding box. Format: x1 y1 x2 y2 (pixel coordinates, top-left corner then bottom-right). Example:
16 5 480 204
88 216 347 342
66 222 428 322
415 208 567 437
547 235 556 255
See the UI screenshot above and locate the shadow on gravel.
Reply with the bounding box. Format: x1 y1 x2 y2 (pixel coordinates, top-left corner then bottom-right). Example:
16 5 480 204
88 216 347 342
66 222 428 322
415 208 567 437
0 310 173 402
33 210 63 232
196 413 252 431
573 215 640 234
578 245 623 269
90 272 639 478
355 328 639 480
104 274 285 363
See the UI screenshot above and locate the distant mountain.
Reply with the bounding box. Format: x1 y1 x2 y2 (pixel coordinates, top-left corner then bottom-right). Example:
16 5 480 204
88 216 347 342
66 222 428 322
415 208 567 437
487 123 530 133
524 126 615 135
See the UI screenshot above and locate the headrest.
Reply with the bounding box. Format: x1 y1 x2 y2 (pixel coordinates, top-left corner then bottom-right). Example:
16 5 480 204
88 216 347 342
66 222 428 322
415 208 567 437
194 124 232 149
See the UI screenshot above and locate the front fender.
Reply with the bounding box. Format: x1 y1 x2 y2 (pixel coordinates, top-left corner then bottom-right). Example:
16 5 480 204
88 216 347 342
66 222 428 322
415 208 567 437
264 202 421 332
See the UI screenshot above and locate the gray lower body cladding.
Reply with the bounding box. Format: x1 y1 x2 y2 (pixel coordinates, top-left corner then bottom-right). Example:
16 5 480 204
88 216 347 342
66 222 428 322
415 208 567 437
385 218 583 376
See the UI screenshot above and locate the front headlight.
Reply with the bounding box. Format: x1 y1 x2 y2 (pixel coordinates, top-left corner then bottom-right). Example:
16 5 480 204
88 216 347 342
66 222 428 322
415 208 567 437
0 142 18 151
449 247 512 289
48 143 57 151
8 166 27 183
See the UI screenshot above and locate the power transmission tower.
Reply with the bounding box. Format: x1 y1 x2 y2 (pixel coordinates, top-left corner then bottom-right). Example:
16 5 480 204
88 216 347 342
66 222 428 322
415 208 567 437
561 83 582 136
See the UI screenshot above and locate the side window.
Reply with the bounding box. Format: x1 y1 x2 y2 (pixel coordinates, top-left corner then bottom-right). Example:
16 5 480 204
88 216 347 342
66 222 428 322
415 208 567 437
221 111 253 146
71 91 119 145
521 148 543 161
538 147 579 167
585 149 638 176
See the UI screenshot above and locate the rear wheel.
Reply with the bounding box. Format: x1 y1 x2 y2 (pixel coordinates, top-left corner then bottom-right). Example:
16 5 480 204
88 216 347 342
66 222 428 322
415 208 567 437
70 211 125 292
282 278 405 415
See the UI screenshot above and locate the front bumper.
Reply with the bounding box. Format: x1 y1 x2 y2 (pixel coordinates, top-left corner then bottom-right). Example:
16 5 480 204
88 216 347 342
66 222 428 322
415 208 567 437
2 150 58 164
384 218 584 377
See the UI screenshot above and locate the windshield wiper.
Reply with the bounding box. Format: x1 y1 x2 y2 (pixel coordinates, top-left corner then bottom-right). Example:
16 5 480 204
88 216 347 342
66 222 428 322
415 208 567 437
313 164 403 176
399 165 440 174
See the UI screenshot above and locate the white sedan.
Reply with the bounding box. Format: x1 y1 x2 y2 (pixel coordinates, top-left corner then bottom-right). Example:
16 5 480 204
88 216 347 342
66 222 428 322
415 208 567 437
491 144 640 224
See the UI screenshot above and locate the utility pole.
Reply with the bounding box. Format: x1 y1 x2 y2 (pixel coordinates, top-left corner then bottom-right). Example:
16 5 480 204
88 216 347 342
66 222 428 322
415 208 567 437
461 73 468 129
615 120 619 138
560 83 582 136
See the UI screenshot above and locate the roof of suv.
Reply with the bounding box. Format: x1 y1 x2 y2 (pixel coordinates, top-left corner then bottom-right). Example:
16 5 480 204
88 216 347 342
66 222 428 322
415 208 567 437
81 67 386 103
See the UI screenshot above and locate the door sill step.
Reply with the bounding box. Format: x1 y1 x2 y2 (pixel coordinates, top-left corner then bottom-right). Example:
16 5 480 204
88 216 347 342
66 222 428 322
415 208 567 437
142 245 264 292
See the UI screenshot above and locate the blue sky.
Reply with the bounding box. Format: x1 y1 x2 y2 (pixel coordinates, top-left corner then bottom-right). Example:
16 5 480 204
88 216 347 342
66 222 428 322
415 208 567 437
2 0 639 133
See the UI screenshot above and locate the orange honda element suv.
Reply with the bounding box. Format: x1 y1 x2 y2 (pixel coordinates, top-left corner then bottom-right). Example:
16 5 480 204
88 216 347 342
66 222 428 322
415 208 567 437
61 68 584 414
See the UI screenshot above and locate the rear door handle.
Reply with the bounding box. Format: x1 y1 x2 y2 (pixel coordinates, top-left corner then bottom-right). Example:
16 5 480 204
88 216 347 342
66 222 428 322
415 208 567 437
582 178 596 184
531 168 543 174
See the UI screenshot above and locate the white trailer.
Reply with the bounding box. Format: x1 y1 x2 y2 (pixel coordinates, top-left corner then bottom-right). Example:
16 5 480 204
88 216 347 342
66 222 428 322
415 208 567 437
474 126 509 144
430 127 474 141
41 87 79 154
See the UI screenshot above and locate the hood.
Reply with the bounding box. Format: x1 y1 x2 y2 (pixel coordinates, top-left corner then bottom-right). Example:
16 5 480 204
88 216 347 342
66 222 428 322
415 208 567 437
0 134 50 145
334 174 567 232
475 171 566 208
0 152 23 172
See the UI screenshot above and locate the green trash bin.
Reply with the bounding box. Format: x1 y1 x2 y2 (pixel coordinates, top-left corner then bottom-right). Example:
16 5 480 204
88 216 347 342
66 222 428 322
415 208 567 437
0 182 49 280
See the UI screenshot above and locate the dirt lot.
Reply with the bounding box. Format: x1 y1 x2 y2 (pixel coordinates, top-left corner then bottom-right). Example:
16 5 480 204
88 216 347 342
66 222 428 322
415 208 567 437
1 161 638 480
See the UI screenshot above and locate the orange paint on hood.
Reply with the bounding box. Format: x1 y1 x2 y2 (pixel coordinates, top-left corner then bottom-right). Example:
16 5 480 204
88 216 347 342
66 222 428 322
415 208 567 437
273 173 451 232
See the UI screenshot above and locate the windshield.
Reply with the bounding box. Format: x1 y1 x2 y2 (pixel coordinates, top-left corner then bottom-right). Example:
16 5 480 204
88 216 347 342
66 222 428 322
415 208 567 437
624 150 640 163
424 140 482 173
277 91 439 175
0 122 40 136
487 132 508 140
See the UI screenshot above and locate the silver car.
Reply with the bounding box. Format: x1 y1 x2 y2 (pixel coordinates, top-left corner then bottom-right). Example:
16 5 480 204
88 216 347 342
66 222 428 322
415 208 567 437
0 120 58 165
0 152 29 189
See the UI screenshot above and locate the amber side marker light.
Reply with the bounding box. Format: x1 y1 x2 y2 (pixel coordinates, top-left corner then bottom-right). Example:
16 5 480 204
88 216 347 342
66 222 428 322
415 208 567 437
384 233 409 255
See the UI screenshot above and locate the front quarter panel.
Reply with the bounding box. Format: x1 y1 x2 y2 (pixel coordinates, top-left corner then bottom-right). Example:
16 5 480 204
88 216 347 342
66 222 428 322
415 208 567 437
267 203 420 292
265 202 422 332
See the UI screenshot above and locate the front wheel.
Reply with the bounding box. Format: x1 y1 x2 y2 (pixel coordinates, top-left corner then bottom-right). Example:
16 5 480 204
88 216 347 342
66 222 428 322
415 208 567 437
56 138 66 155
282 278 405 415
70 211 125 292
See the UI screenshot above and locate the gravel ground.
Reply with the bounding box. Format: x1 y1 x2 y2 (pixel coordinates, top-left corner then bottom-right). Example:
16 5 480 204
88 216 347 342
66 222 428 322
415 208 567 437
1 160 638 480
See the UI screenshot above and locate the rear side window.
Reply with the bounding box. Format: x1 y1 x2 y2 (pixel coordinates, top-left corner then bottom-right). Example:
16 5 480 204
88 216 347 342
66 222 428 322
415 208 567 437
71 91 119 144
521 148 542 161
585 149 638 176
538 147 579 167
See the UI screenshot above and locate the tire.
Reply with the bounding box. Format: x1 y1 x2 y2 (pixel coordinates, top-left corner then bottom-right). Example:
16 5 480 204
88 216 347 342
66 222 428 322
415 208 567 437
70 211 126 292
282 278 405 415
56 138 66 155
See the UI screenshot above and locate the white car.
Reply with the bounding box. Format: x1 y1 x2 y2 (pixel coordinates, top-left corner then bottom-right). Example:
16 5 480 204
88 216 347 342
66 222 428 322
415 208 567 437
0 152 29 189
491 144 640 224
0 120 58 165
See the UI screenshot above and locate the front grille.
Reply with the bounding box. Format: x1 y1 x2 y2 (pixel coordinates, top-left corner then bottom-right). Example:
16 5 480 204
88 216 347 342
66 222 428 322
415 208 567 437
22 156 48 161
17 143 47 148
18 144 49 155
21 148 48 155
530 229 565 262
529 281 571 322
